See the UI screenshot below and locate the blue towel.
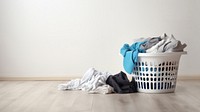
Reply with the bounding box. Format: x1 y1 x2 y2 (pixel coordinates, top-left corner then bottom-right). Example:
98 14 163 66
120 41 146 74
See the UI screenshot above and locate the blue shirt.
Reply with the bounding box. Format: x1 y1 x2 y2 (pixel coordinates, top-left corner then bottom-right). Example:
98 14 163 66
120 41 146 74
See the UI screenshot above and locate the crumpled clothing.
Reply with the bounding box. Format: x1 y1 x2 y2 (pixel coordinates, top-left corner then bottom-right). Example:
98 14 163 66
120 42 146 74
58 68 111 92
88 85 114 94
132 36 162 50
106 71 137 93
146 34 187 53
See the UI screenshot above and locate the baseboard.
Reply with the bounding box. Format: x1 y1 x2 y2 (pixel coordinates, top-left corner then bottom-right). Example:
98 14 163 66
0 76 200 81
0 77 80 81
177 76 200 80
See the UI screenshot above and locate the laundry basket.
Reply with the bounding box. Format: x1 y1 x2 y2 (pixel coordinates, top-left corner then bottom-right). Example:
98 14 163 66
132 52 186 93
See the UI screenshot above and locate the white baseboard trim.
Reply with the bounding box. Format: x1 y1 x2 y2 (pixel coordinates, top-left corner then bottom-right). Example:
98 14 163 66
0 77 80 81
0 75 200 81
177 75 200 80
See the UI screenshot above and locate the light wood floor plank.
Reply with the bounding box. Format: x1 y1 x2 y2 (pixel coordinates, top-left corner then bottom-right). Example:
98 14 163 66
0 80 200 112
92 94 118 112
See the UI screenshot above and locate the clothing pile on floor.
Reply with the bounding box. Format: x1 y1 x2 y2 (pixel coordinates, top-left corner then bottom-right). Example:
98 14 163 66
58 33 187 94
58 68 137 94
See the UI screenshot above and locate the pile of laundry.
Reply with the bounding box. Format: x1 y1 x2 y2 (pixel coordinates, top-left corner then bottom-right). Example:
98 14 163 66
58 68 137 94
58 33 187 94
120 33 187 74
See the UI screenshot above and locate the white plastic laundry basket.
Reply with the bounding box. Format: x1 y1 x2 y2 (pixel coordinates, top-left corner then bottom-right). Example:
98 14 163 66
132 52 186 93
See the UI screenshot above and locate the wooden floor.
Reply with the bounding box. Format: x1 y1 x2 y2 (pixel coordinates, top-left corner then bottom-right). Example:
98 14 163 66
0 80 200 112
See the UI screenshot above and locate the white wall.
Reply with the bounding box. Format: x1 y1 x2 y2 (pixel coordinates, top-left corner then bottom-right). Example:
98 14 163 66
0 0 199 77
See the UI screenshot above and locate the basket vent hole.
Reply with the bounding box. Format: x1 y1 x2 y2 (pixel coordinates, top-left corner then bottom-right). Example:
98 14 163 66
151 83 153 89
142 62 144 66
142 67 145 71
154 68 157 72
161 82 164 89
158 83 161 89
145 62 148 66
154 83 156 89
141 82 143 89
150 67 153 71
162 67 165 71
146 67 148 72
158 67 161 72
138 82 140 88
162 62 165 66
144 82 146 89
